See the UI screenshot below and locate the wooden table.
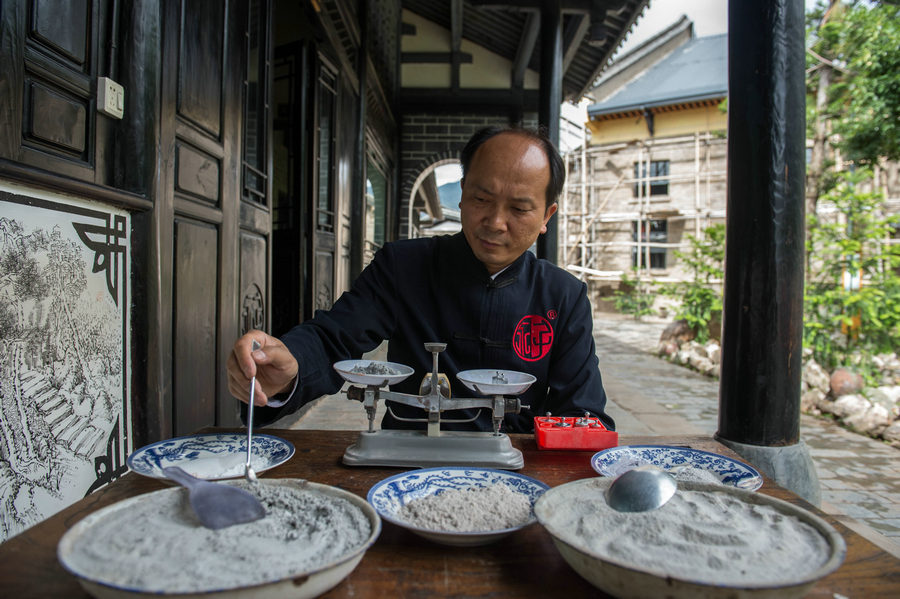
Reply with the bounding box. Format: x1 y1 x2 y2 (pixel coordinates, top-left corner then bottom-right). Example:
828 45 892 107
2 430 898 597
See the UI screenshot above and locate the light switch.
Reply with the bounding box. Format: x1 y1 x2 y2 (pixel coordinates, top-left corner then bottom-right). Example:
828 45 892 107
98 77 125 119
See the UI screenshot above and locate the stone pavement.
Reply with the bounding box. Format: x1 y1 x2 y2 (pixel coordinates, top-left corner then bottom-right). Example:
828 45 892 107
279 312 900 558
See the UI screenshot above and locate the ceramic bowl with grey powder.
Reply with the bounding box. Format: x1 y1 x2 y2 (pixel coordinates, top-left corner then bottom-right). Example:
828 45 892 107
57 479 381 599
534 477 846 599
367 467 549 546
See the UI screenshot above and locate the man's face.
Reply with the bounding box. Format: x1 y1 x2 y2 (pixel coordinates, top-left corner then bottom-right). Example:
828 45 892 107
459 133 558 275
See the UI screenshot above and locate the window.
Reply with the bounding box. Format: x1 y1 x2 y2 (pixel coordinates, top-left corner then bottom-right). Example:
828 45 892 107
633 160 669 197
242 0 269 205
364 159 387 264
316 65 336 232
632 219 667 269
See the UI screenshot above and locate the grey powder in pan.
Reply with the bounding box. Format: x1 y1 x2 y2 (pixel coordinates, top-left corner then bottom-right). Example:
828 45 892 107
62 481 371 594
397 483 532 532
541 478 832 586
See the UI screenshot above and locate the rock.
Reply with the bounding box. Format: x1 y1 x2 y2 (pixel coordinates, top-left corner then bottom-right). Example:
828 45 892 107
706 343 721 364
868 386 900 417
830 394 870 419
801 389 826 415
844 403 891 436
803 360 831 393
686 341 707 358
883 421 900 446
830 368 864 397
660 320 694 345
689 354 713 374
657 341 678 357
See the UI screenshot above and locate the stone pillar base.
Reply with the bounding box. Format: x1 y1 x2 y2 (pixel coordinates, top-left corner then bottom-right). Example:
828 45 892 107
714 435 821 506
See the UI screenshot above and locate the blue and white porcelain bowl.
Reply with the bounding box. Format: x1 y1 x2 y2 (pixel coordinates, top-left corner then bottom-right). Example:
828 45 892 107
591 445 764 491
367 467 549 546
127 433 295 480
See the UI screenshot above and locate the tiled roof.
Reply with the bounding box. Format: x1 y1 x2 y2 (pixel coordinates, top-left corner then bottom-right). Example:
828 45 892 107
588 33 727 117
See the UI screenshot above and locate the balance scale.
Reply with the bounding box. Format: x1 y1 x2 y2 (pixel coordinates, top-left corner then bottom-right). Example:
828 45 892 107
333 343 535 470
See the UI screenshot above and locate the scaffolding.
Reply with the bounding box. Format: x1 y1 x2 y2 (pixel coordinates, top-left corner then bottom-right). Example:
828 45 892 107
560 132 729 287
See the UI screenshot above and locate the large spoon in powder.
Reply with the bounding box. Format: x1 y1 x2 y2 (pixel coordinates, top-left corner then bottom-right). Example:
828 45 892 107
606 465 677 512
163 466 266 529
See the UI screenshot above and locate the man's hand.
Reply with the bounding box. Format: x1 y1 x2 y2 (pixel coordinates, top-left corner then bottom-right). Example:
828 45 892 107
226 331 299 406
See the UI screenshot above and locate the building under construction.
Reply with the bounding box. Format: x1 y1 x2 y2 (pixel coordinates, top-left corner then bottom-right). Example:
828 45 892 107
560 20 728 308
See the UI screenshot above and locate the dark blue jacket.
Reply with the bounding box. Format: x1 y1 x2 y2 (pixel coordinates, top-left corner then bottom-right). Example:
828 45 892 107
256 232 612 433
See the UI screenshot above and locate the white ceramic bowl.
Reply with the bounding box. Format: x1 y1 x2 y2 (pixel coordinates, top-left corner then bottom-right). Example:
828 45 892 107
367 467 548 546
591 445 764 491
534 478 846 599
127 433 295 481
57 479 381 599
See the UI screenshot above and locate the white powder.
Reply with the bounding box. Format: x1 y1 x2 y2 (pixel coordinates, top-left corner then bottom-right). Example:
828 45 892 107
397 484 533 532
672 466 723 485
538 478 832 586
61 481 372 594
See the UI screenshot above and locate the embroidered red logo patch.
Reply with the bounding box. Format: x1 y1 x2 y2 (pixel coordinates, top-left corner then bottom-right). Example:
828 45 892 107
512 314 554 362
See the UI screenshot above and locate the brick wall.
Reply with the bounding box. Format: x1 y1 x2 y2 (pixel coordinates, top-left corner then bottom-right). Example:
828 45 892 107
398 112 538 238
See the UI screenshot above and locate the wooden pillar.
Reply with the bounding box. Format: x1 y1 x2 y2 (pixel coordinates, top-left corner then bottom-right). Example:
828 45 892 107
537 0 561 264
718 0 807 446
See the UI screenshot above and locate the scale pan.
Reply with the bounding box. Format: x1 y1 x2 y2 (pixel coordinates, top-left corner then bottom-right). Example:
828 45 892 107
457 369 536 395
334 360 414 386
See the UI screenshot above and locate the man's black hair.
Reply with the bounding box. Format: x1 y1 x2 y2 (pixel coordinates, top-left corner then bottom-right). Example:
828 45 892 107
459 126 565 211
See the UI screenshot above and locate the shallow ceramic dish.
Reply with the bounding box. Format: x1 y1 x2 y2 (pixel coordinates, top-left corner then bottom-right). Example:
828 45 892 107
367 467 548 546
57 479 381 599
456 369 536 396
127 433 295 481
333 359 414 386
591 444 764 490
534 478 846 599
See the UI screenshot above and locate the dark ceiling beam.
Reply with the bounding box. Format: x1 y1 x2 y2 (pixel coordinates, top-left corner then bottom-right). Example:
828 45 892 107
401 52 473 64
512 11 540 88
469 0 592 12
562 13 589 72
451 0 463 89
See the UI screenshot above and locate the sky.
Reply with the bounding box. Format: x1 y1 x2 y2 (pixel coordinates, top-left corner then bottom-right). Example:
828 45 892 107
615 0 727 57
617 0 822 56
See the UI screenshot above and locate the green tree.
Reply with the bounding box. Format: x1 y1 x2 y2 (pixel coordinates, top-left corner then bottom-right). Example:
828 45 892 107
804 170 900 375
806 1 900 178
662 224 725 343
613 269 655 319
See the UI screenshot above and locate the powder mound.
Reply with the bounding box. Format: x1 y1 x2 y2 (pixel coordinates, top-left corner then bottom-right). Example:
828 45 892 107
397 483 532 532
672 466 723 485
540 479 833 587
62 481 372 594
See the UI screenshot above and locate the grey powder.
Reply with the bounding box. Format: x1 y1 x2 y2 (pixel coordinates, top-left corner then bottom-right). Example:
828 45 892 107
397 484 532 532
62 481 372 593
540 478 832 586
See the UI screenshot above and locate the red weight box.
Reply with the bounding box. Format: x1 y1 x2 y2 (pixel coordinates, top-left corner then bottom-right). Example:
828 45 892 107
534 415 618 451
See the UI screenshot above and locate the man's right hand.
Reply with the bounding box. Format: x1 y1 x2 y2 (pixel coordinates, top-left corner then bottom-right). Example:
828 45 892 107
226 331 299 406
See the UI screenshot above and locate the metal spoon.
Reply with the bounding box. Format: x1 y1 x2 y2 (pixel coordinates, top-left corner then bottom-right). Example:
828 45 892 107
245 340 261 483
606 465 677 512
163 466 265 529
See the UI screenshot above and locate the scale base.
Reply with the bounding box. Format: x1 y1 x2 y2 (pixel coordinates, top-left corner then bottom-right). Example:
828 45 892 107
342 429 524 470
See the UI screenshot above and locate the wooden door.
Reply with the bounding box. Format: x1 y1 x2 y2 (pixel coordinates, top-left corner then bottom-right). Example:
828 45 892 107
160 0 270 435
312 56 338 311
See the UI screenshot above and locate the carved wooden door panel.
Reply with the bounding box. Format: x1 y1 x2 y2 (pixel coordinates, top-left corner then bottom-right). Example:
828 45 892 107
312 56 338 311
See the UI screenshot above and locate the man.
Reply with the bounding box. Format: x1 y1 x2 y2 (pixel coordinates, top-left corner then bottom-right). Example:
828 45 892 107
227 126 613 432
